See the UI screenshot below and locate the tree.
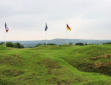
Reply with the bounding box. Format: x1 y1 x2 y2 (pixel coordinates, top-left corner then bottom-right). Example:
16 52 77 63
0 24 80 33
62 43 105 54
6 42 24 48
75 43 84 46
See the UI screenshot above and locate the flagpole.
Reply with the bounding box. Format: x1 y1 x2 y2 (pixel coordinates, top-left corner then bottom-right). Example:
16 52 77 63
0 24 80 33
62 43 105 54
67 30 70 45
66 24 71 45
66 30 70 45
4 22 9 47
45 31 47 46
45 23 48 46
5 34 7 47
65 24 68 45
4 22 6 47
4 30 7 47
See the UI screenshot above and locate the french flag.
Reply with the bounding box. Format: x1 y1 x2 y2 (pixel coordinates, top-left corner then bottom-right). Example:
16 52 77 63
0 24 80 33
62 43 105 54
5 22 9 32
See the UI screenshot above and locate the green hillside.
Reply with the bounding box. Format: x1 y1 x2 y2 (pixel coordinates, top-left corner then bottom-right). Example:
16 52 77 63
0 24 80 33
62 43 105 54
0 44 111 85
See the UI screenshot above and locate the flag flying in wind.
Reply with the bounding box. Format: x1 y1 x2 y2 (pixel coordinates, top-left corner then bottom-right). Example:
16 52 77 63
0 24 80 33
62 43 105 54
5 22 9 32
66 24 71 31
45 24 48 31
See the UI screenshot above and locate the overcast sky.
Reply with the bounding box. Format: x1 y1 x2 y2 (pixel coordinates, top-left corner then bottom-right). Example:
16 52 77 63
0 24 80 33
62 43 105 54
0 0 111 40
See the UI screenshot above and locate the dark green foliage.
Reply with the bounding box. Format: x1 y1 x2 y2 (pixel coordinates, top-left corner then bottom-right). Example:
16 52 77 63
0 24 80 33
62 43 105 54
103 42 111 45
75 42 84 46
35 43 56 47
0 42 4 45
6 42 24 48
6 42 14 47
15 42 24 48
69 42 73 45
85 43 88 45
35 44 45 47
47 43 56 45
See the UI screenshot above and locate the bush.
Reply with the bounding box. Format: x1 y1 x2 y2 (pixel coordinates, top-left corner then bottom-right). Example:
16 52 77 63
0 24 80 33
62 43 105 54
6 42 14 47
84 43 88 45
6 42 24 48
35 43 56 47
0 42 4 45
75 43 84 46
103 42 111 45
35 44 44 47
15 43 24 48
47 43 56 45
69 43 73 45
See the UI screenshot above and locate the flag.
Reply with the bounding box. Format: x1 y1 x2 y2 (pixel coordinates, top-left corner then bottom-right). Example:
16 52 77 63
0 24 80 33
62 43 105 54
5 22 9 32
45 24 48 31
66 24 71 31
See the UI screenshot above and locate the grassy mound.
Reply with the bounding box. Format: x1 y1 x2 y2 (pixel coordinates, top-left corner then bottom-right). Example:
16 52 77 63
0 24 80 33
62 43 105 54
0 45 111 85
60 45 111 75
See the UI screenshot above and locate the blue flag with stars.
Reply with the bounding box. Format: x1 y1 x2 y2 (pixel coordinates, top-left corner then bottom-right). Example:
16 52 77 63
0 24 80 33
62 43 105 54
45 24 48 31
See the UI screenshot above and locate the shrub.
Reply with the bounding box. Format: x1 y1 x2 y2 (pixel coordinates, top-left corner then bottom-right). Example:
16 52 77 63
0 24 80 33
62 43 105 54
6 42 14 47
69 43 73 45
103 42 111 45
0 42 4 45
47 43 56 45
15 42 24 48
35 43 56 47
35 44 44 47
6 42 24 48
75 43 84 46
84 43 88 45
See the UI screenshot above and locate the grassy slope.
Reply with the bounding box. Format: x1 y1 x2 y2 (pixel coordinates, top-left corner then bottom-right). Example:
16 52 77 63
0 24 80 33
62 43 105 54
0 45 111 85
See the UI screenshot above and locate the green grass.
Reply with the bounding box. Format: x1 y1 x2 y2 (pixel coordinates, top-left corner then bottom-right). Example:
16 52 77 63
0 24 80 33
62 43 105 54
0 44 111 85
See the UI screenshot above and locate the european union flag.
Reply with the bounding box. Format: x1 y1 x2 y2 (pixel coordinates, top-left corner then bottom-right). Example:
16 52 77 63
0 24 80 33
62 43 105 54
45 24 48 31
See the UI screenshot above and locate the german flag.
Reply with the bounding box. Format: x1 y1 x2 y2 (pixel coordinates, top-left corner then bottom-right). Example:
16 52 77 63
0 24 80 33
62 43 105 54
66 24 71 31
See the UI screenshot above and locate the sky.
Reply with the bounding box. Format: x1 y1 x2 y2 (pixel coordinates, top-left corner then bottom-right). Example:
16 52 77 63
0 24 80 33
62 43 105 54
0 0 111 40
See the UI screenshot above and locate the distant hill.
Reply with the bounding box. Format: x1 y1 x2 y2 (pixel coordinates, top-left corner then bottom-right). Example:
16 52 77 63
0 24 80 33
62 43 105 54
1 39 111 47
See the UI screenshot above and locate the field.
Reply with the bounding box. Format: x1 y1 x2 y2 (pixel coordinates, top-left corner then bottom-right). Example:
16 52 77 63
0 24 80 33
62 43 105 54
0 44 111 85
